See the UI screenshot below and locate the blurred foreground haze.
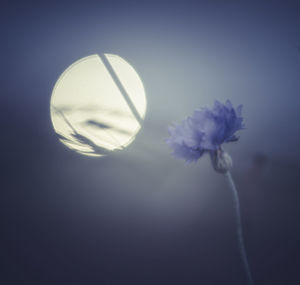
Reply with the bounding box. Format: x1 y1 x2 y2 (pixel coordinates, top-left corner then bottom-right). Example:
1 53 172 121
1 1 300 284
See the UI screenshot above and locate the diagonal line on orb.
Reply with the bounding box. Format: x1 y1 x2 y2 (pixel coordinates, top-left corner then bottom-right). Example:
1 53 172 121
99 54 143 127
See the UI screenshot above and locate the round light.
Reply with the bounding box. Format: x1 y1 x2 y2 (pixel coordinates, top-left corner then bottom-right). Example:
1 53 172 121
50 54 147 157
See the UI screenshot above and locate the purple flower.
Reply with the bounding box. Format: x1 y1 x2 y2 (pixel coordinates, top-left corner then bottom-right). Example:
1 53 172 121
166 100 244 163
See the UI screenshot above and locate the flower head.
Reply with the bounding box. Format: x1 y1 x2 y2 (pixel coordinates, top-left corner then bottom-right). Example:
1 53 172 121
166 100 244 163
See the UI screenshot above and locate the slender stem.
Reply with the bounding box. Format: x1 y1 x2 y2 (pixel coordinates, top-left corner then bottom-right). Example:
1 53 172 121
225 171 254 285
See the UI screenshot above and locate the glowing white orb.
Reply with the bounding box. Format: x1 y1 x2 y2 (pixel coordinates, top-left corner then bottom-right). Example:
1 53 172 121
50 54 147 157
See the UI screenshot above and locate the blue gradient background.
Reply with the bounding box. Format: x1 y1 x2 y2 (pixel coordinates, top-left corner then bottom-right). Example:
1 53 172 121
1 1 300 284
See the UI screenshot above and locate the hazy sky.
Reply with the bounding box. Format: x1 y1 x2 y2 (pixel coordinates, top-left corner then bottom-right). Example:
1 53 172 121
1 1 300 284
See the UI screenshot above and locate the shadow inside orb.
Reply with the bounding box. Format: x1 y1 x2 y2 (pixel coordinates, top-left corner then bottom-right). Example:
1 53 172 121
52 106 115 156
84 119 132 135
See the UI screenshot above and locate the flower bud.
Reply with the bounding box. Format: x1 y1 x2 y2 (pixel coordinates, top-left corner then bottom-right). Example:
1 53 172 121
210 149 232 174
